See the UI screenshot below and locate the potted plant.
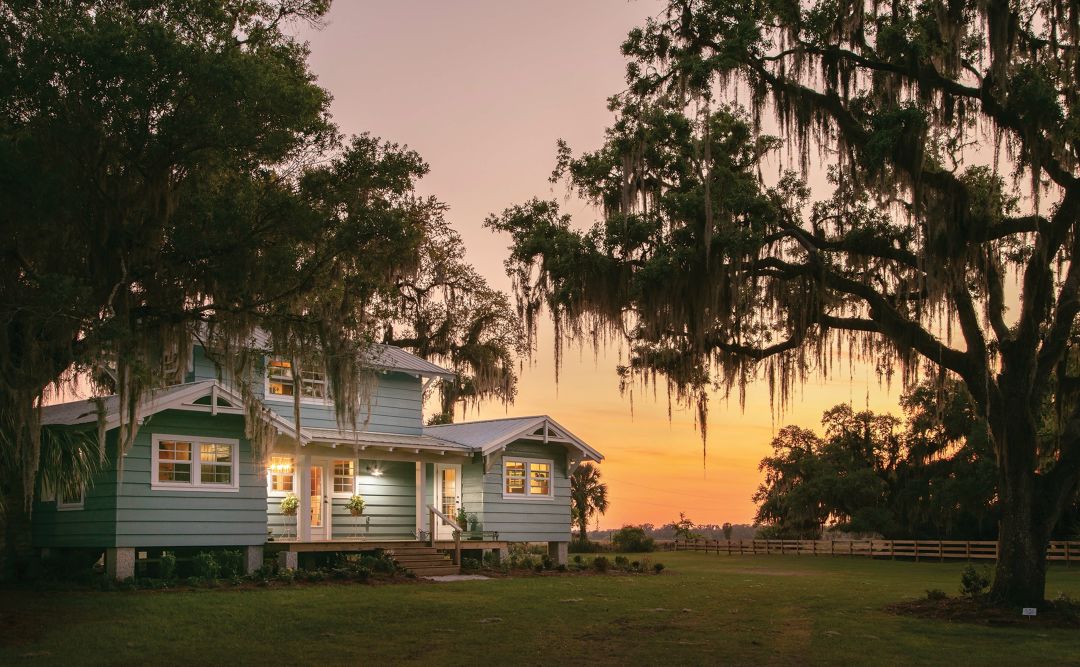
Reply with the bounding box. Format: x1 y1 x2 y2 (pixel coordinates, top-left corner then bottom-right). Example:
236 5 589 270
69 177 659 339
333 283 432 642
346 494 366 517
279 493 299 539
455 506 469 533
467 513 481 539
280 493 299 516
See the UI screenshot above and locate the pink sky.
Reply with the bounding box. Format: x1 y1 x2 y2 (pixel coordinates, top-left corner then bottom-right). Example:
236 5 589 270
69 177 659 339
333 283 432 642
298 1 901 528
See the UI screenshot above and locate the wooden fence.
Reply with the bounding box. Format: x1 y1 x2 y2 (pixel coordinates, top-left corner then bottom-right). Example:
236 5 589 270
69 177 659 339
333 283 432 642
670 538 1080 563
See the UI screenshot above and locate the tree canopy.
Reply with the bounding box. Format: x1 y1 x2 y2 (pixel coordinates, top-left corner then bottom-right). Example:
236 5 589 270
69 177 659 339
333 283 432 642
0 0 521 574
487 0 1080 605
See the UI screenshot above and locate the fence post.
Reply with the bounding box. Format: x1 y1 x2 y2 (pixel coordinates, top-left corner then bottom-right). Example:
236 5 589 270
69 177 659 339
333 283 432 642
868 539 873 559
939 540 944 563
965 541 971 561
830 540 835 557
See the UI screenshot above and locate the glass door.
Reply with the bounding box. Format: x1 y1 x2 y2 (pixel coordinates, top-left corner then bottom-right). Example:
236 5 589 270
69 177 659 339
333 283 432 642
309 464 327 540
434 464 461 539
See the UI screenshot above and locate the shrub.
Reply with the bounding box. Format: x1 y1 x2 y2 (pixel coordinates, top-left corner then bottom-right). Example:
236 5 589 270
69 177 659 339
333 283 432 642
610 526 656 553
353 565 372 582
192 552 220 581
158 552 177 580
217 550 244 579
592 556 610 573
613 555 631 571
653 562 665 574
461 557 481 572
556 564 568 572
960 565 991 599
926 588 948 601
573 555 584 565
541 555 554 570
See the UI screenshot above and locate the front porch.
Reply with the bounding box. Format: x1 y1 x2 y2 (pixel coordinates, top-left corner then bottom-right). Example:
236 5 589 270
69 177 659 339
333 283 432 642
265 438 476 544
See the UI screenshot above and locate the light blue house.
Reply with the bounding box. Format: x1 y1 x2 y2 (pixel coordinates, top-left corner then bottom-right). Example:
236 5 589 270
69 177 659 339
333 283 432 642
35 341 602 578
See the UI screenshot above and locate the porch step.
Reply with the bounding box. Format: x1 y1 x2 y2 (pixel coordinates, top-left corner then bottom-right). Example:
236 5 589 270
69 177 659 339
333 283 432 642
387 546 458 577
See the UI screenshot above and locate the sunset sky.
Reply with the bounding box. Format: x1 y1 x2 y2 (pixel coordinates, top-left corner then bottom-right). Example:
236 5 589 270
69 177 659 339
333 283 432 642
299 1 902 528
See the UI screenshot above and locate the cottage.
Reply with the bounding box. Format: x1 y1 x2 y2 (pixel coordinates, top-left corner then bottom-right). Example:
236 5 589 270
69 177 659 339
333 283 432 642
35 341 602 579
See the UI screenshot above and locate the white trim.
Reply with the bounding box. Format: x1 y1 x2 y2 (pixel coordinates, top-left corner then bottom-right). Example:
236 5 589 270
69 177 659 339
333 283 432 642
433 463 463 540
263 356 332 407
150 433 240 492
330 458 358 498
57 485 85 511
307 461 330 540
501 456 555 501
266 454 296 497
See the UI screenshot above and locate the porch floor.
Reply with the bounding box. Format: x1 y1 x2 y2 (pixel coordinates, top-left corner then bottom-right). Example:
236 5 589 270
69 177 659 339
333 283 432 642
266 539 508 553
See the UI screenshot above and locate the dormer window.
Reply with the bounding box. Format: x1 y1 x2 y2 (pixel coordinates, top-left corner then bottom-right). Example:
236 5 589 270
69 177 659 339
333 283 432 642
266 358 327 400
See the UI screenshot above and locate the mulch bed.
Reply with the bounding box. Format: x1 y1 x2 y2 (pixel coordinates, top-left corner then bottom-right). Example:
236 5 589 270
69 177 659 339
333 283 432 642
888 596 1080 629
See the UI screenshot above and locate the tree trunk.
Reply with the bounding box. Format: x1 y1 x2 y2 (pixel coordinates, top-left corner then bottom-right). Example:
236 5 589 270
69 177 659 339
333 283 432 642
0 474 33 582
988 399 1052 607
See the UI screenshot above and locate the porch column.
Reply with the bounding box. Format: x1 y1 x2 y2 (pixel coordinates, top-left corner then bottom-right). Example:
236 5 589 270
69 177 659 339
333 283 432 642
415 461 428 538
106 547 135 581
298 453 312 542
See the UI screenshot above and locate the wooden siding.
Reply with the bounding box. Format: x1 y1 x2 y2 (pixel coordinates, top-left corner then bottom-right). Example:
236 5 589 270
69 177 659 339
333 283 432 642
335 460 416 539
188 344 426 435
113 411 267 548
479 441 571 542
32 430 120 549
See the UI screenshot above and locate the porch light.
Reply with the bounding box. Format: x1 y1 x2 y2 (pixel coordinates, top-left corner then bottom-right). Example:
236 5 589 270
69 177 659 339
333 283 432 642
366 464 384 477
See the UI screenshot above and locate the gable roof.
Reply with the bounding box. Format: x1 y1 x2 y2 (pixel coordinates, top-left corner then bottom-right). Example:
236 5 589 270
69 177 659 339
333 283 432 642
425 415 603 462
41 380 303 442
365 345 455 380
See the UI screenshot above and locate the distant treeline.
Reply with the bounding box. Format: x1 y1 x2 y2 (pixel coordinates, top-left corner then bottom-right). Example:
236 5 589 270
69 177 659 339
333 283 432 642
589 522 758 542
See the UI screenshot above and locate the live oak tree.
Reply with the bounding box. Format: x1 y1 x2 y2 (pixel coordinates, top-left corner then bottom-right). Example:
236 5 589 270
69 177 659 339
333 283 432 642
0 0 518 577
384 217 522 423
487 0 1080 605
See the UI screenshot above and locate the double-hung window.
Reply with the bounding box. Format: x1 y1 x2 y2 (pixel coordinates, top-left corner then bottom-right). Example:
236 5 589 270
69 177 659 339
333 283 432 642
333 460 355 495
268 456 295 494
503 457 554 499
57 484 85 511
266 358 327 401
152 434 239 491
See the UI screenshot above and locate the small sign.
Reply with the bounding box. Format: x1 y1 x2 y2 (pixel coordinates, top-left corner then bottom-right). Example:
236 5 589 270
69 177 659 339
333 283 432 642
1022 607 1037 617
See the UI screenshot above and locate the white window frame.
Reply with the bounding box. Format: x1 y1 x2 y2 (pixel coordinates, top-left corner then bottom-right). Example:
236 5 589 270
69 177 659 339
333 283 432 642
57 484 85 511
502 456 555 500
263 357 329 405
151 433 240 492
267 455 296 497
331 459 357 497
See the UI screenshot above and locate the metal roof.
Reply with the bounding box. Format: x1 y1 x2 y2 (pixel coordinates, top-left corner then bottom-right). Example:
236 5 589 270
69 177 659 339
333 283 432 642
425 415 603 461
365 344 455 379
304 427 470 452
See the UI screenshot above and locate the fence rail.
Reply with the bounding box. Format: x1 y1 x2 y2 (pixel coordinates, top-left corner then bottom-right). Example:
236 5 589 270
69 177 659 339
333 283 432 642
669 538 1080 563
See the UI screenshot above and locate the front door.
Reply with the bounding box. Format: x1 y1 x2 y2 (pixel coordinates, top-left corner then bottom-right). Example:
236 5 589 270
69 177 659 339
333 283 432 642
309 464 329 541
434 464 462 540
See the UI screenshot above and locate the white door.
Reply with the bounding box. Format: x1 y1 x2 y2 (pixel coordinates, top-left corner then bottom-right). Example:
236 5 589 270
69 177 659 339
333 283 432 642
309 464 330 541
433 464 462 540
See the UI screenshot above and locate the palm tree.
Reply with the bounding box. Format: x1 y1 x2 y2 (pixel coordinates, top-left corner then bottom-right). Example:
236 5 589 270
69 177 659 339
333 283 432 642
570 463 608 542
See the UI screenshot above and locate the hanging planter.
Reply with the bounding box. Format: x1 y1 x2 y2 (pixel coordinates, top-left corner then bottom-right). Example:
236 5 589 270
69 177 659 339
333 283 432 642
280 493 299 516
346 494 366 517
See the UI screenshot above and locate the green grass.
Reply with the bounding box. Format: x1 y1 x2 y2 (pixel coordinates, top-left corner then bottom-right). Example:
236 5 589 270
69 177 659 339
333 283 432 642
3 554 1079 666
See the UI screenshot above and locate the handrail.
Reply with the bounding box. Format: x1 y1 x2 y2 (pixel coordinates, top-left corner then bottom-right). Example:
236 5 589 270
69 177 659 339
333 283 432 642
426 504 462 566
427 504 462 531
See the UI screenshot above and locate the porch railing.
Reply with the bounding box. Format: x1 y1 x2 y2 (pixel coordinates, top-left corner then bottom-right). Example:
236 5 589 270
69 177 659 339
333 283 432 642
427 504 462 566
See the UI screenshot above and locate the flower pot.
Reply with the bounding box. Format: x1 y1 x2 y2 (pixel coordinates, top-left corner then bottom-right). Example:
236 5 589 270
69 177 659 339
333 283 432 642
349 508 363 517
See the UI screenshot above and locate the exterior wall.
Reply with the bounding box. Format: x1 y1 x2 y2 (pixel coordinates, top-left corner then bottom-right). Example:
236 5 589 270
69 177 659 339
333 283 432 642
479 441 572 542
32 431 120 549
114 410 267 548
335 460 416 539
188 344 425 435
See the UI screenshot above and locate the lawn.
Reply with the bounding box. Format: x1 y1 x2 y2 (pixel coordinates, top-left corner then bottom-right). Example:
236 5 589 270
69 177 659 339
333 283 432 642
2 553 1079 666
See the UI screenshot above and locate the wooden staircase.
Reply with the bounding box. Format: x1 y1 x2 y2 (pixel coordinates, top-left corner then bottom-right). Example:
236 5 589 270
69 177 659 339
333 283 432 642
387 543 459 577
